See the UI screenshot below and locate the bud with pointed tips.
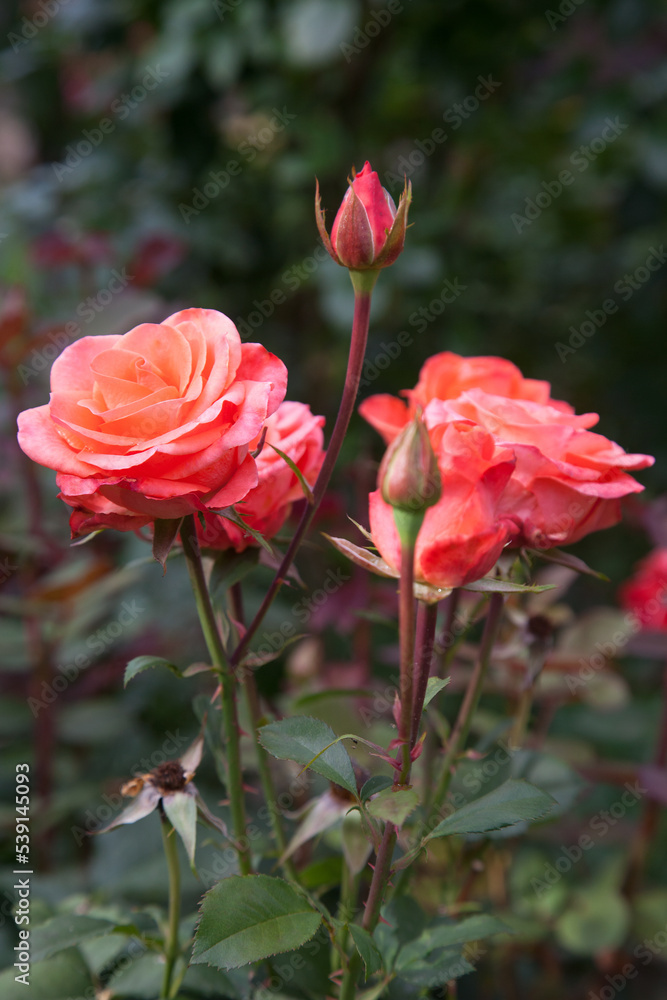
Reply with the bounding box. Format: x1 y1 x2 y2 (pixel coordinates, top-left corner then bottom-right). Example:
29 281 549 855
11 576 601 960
316 161 411 273
379 415 441 515
378 414 441 550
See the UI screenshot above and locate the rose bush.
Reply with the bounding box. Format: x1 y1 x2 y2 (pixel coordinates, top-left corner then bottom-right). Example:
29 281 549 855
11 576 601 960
17 308 287 535
197 400 325 551
361 351 654 553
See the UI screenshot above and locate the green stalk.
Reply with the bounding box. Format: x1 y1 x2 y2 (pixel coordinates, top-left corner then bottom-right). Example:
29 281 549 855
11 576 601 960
331 860 360 976
160 814 181 1000
181 515 251 876
509 686 533 749
424 592 504 836
229 583 298 882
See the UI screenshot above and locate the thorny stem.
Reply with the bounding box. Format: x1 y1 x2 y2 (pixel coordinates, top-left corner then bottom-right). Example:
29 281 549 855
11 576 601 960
397 536 417 782
180 516 251 876
229 582 298 883
331 860 360 976
230 290 373 669
339 523 420 997
339 823 395 1000
160 814 181 1000
410 601 439 746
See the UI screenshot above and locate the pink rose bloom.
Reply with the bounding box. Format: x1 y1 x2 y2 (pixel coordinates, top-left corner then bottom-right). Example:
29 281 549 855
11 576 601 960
359 351 563 444
197 401 325 552
361 352 654 550
17 308 287 536
369 420 516 588
618 549 667 632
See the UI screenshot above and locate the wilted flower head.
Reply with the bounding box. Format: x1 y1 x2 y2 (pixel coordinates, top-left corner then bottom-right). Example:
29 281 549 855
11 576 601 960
97 731 225 869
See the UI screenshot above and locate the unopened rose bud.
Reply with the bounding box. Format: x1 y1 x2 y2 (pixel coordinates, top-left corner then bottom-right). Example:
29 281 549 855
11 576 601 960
316 161 411 273
379 416 441 515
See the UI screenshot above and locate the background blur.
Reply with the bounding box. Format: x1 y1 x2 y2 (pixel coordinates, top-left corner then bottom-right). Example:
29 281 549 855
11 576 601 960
1 0 667 997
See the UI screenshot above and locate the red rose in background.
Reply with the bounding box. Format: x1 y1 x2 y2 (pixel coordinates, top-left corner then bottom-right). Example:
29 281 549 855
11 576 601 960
17 308 287 535
361 352 654 550
619 549 667 631
198 401 325 552
369 420 516 588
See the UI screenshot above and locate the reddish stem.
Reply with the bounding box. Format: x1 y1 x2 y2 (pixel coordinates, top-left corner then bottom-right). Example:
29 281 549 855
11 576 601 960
231 291 372 669
397 539 416 781
410 601 438 746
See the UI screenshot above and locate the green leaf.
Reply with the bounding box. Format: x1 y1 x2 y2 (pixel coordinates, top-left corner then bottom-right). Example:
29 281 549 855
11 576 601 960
213 506 275 555
152 517 183 572
367 788 419 827
463 578 555 594
324 534 451 604
191 874 322 970
349 924 383 979
423 677 450 709
295 688 376 709
530 546 608 581
266 442 314 503
0 948 93 999
374 897 427 971
32 914 117 961
181 964 248 998
106 951 165 997
360 775 394 802
427 780 555 840
241 632 305 669
341 810 373 876
398 914 510 968
124 655 182 687
397 948 474 986
258 716 357 795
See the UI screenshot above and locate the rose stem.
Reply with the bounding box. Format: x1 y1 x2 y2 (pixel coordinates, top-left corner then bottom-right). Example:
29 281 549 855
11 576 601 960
160 812 181 1000
230 286 374 670
410 601 439 746
421 589 460 817
229 581 298 882
508 685 534 750
180 515 251 876
421 593 505 841
339 524 419 998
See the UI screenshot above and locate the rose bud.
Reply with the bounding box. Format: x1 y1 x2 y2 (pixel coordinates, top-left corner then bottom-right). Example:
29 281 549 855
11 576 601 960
316 161 411 272
378 415 441 551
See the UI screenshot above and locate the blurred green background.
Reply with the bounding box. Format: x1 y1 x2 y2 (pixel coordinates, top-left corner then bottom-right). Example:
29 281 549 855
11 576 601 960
1 0 666 997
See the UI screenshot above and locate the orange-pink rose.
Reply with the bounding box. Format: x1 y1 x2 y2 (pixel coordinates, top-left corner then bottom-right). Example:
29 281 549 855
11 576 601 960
197 401 325 551
361 351 654 553
369 420 516 588
17 308 287 535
